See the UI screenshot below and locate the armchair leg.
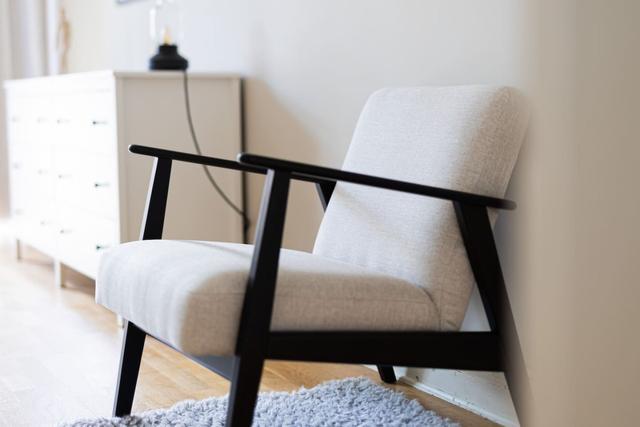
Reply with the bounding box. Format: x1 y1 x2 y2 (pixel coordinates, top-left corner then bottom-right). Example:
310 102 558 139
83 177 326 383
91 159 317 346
377 365 397 383
454 203 531 425
113 321 146 417
225 355 265 427
225 170 290 426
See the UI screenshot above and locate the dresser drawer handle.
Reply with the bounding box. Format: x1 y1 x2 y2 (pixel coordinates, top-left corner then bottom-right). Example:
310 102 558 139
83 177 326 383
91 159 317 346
57 174 71 180
93 182 110 188
95 244 111 251
37 169 48 175
56 118 70 125
59 229 72 235
39 220 52 226
91 120 109 126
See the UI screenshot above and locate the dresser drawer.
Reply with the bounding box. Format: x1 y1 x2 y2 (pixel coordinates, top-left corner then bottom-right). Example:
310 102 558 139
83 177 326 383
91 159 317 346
49 93 80 149
83 91 116 137
20 211 58 255
50 91 116 155
5 95 30 144
53 149 119 220
56 208 119 278
32 143 56 203
7 145 29 216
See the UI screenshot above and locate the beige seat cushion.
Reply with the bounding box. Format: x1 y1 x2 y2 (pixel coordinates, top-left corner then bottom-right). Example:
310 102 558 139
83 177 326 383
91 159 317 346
96 240 440 356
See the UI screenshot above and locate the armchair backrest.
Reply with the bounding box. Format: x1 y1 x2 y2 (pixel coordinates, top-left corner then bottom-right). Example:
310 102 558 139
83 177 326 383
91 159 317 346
313 86 528 330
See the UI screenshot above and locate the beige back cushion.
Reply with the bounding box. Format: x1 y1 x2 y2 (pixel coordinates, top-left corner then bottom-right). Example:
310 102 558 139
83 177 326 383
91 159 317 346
313 86 528 330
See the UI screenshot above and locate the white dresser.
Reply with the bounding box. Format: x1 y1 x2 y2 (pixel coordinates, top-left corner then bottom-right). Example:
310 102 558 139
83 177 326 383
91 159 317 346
4 71 244 285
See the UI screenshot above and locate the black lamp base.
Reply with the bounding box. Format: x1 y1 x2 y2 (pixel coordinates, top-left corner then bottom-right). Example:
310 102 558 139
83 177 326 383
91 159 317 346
149 44 189 71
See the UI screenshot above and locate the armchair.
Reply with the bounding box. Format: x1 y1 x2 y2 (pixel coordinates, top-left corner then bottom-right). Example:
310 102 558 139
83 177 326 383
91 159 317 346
96 86 530 426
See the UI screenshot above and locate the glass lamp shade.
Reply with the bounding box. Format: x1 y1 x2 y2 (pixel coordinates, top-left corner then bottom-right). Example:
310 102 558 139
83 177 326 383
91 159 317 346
149 0 183 46
148 0 188 70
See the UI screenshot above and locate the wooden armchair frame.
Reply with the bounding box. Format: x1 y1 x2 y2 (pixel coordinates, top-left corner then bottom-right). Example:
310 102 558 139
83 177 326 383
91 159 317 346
112 144 530 426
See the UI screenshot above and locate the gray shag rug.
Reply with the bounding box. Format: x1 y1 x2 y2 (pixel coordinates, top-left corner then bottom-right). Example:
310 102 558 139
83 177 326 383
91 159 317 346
60 377 459 427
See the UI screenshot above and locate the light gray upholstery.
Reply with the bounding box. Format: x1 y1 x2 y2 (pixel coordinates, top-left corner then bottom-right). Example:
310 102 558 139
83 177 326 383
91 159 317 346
314 86 527 330
96 240 439 356
96 85 527 356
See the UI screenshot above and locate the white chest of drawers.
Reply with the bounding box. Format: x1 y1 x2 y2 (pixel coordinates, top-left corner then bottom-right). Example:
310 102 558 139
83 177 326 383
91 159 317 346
4 71 244 285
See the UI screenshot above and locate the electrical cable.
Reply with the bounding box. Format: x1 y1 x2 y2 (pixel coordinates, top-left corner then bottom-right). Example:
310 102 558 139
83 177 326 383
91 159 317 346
182 70 249 230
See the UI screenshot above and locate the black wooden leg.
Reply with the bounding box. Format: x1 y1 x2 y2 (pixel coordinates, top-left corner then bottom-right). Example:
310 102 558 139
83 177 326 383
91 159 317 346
454 203 531 425
225 355 265 427
113 321 146 417
377 365 397 383
225 171 291 426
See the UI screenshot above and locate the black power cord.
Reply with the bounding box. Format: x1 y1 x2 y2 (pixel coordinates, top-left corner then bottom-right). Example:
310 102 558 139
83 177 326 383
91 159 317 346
182 70 250 232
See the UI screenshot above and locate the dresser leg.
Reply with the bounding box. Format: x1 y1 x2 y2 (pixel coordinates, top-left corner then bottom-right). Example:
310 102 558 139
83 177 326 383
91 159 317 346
54 260 66 288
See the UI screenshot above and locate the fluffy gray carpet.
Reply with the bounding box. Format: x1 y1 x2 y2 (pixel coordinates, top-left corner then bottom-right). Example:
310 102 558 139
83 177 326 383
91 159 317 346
60 377 459 426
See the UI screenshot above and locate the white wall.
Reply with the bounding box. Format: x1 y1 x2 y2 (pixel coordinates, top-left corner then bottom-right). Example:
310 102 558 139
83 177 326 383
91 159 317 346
572 1 640 424
59 0 535 424
47 1 640 426
64 0 533 245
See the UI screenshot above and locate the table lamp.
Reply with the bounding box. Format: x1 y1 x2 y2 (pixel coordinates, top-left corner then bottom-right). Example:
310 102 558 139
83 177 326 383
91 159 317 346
149 0 188 70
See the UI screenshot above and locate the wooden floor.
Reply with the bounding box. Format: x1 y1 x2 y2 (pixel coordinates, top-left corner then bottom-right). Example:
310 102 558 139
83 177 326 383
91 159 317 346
0 242 497 427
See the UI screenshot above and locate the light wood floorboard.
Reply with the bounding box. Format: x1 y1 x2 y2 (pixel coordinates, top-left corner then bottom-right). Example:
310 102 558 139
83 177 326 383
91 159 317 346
0 243 498 426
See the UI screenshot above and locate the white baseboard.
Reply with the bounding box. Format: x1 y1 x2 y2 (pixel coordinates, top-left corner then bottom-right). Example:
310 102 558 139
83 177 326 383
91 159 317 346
397 368 518 426
366 362 517 426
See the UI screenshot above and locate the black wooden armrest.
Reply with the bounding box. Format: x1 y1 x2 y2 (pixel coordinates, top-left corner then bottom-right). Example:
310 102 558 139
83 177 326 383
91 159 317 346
129 145 514 209
129 144 266 175
128 144 334 187
238 153 516 210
